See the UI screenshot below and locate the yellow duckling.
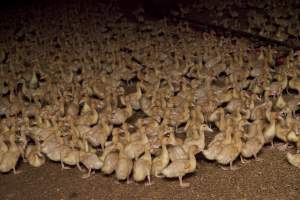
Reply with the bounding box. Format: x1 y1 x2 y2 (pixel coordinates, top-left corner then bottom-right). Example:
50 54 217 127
76 102 99 126
85 118 112 150
183 124 213 154
123 82 142 110
216 121 244 170
203 125 232 161
161 145 198 188
0 135 8 161
151 139 169 177
115 142 133 183
25 144 46 168
110 97 133 125
241 120 265 162
124 127 148 160
167 132 188 162
263 112 279 147
41 135 63 162
133 144 152 185
79 151 103 178
60 145 82 171
287 131 300 153
0 133 21 174
101 150 119 175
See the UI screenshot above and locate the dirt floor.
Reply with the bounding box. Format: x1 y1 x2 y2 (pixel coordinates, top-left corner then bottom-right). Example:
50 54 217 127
0 147 299 200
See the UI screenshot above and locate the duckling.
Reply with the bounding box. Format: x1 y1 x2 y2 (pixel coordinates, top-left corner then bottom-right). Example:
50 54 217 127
286 152 300 168
25 143 46 168
263 112 279 147
216 121 244 170
287 131 300 153
288 76 300 94
76 102 99 126
151 139 169 177
101 150 119 175
203 125 232 161
115 142 133 183
161 145 198 188
85 118 112 150
123 82 142 110
0 135 8 161
183 124 213 154
110 97 133 125
60 145 82 171
167 132 188 162
124 127 148 160
0 133 21 174
241 120 265 162
41 134 64 162
79 151 103 178
275 114 291 145
133 144 152 185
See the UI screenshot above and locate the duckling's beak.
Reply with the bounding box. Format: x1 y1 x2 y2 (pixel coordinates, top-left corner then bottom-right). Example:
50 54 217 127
205 127 214 133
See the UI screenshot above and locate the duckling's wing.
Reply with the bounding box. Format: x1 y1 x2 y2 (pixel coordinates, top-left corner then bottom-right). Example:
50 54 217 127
162 160 189 177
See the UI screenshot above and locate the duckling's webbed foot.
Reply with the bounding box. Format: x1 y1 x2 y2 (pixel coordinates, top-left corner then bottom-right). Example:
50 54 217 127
240 155 249 164
81 168 92 179
276 143 294 152
126 177 132 184
76 163 83 171
13 167 22 175
144 175 152 186
61 161 71 170
179 176 190 188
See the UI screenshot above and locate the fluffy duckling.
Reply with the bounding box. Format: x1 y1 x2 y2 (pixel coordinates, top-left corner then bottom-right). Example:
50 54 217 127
60 145 82 171
167 132 188 162
216 121 244 170
77 102 99 126
183 124 213 154
41 135 64 162
25 144 46 168
241 120 265 162
161 145 198 188
286 152 300 168
0 133 21 174
124 127 148 160
0 135 8 160
288 76 300 94
263 112 279 147
79 151 103 178
110 97 133 125
203 126 232 161
151 139 169 177
101 150 119 175
85 118 112 150
123 82 142 110
133 144 152 185
115 142 133 183
287 131 300 153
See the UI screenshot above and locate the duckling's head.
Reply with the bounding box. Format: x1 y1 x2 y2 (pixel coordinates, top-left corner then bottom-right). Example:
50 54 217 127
200 124 213 133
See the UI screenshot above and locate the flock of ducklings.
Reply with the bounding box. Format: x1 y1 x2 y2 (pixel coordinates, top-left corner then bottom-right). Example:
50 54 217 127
1 2 300 188
181 0 300 42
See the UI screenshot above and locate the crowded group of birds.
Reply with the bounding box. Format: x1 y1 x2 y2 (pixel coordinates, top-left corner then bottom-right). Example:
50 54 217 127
0 0 300 188
181 0 300 42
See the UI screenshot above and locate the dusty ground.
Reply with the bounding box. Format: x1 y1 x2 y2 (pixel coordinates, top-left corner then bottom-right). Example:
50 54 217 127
0 147 299 200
